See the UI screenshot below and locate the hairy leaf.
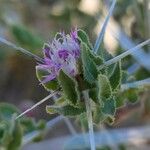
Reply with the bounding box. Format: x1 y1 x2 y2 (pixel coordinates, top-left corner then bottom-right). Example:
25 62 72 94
93 106 107 124
46 105 85 116
89 88 99 103
102 98 116 116
78 29 103 66
109 61 122 90
77 29 93 50
115 94 125 108
54 96 66 105
36 66 58 91
58 70 80 105
121 71 129 84
98 74 112 100
98 46 113 61
81 43 98 84
107 63 116 77
89 52 103 66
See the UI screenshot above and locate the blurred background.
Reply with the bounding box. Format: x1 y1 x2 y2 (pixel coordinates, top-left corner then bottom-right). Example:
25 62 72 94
0 0 150 149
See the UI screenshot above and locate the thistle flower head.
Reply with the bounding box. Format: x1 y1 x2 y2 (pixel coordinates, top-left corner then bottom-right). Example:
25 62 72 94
37 29 80 83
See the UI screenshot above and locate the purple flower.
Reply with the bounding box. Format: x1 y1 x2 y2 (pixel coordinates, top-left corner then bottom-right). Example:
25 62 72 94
37 29 80 83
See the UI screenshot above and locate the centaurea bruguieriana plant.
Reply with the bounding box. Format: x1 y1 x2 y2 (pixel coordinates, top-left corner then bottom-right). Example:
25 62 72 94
36 28 121 121
35 28 150 122
0 0 150 149
35 28 149 150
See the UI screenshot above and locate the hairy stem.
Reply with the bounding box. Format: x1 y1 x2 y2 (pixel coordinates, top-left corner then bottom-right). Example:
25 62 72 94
83 90 96 150
16 90 58 119
94 0 116 54
0 37 44 63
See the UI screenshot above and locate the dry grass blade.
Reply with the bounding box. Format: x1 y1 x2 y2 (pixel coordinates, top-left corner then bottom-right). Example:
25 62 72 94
0 37 44 63
16 90 58 119
99 39 150 70
94 0 116 53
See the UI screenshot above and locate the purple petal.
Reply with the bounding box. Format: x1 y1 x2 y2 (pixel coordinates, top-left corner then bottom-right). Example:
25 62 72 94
37 29 81 84
43 44 51 58
71 28 78 41
58 49 69 60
